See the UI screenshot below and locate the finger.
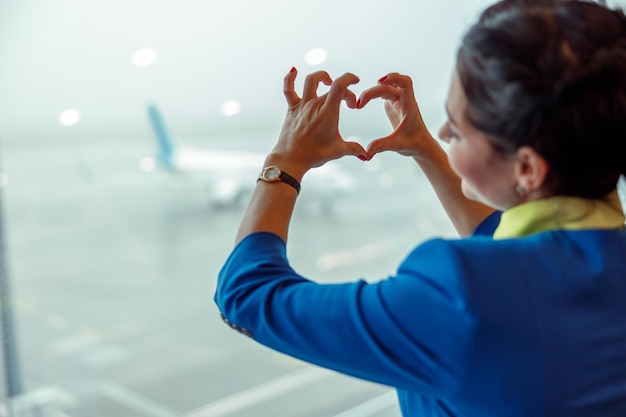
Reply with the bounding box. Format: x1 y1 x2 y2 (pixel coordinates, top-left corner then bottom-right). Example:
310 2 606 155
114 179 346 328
365 136 393 159
325 72 360 110
357 85 400 108
342 89 358 109
378 72 415 98
302 71 332 101
342 140 368 160
283 67 300 107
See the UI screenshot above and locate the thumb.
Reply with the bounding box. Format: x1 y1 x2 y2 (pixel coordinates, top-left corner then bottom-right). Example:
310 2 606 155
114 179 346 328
343 140 368 161
365 136 392 160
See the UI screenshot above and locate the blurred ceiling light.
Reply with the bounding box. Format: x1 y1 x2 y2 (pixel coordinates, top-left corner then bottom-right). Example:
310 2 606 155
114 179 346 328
133 48 157 67
378 172 396 188
305 48 328 66
221 100 241 116
364 158 381 172
139 157 156 172
59 109 80 126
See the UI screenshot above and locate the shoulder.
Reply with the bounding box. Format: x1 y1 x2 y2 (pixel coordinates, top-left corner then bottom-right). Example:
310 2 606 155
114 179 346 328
395 234 555 313
408 227 626 264
400 236 513 278
388 237 512 318
400 229 626 305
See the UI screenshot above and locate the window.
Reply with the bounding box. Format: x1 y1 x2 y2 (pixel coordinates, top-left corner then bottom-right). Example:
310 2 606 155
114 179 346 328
0 1 621 416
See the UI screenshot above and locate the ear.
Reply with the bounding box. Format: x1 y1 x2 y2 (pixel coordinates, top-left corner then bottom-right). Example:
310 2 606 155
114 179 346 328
514 146 550 193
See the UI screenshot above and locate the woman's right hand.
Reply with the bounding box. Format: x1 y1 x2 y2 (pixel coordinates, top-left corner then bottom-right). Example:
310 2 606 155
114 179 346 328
357 72 435 160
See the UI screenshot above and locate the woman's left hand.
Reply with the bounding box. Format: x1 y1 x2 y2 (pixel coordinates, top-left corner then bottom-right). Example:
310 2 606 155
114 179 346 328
356 72 434 161
266 68 368 179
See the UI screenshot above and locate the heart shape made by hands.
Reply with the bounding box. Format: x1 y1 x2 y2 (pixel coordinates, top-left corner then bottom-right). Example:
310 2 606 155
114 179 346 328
337 97 397 159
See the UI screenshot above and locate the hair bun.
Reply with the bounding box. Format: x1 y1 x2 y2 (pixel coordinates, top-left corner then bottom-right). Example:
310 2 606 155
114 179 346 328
553 43 626 100
458 0 626 197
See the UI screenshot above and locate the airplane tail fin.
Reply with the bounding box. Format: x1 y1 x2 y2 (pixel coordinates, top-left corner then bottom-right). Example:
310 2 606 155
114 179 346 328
146 103 175 169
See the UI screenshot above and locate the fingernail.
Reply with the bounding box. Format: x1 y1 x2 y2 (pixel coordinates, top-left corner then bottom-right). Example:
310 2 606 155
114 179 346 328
357 155 367 161
378 75 388 83
356 99 361 108
290 67 296 73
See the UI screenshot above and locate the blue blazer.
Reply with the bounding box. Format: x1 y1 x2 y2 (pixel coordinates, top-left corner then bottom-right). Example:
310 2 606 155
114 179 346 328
215 214 626 416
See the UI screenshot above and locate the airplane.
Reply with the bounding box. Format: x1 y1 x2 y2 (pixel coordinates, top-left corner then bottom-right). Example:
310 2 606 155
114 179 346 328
146 104 357 210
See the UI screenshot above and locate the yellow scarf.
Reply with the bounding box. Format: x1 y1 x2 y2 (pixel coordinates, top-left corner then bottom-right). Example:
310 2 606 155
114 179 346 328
493 189 626 239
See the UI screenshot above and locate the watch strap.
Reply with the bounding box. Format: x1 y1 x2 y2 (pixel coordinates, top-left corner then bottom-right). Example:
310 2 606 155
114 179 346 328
257 166 301 195
277 170 301 195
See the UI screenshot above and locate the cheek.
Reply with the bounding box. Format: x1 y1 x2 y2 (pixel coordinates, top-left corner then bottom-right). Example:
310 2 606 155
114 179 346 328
447 143 470 178
448 144 492 192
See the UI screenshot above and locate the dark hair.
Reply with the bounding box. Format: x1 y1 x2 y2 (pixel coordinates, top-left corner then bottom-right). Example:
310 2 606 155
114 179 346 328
457 0 626 198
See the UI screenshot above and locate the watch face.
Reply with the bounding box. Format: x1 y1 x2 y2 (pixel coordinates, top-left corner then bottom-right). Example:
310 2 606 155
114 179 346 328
264 166 280 181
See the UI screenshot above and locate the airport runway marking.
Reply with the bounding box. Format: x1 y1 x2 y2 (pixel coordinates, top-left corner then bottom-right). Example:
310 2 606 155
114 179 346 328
98 382 179 417
331 391 398 417
316 241 392 271
47 322 147 356
183 366 329 417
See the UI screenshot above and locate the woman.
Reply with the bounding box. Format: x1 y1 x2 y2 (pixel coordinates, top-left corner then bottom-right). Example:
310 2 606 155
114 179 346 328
215 0 626 415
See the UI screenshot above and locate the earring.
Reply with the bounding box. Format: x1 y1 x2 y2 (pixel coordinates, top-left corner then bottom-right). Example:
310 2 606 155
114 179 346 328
516 185 527 198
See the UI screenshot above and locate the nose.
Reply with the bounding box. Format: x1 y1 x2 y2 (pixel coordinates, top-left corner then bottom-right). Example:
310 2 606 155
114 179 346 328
438 122 450 143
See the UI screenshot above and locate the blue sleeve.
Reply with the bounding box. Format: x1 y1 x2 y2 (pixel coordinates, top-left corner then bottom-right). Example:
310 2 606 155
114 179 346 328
472 211 502 237
215 232 476 396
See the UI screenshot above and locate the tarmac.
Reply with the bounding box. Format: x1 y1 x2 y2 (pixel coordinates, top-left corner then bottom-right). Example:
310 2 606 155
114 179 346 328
0 127 462 417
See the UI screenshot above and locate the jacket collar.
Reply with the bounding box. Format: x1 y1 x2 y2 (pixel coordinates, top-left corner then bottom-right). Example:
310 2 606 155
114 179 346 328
494 189 625 239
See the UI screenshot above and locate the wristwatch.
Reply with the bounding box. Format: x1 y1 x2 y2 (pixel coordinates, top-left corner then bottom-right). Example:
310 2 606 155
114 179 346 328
257 166 301 195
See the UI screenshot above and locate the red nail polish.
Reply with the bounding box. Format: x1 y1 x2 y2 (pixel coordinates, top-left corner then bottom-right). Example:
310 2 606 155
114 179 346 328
356 99 361 108
290 67 296 73
378 75 388 83
357 155 366 161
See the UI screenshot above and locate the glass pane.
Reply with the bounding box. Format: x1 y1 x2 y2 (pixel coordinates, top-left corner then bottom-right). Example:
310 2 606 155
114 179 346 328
0 0 621 416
